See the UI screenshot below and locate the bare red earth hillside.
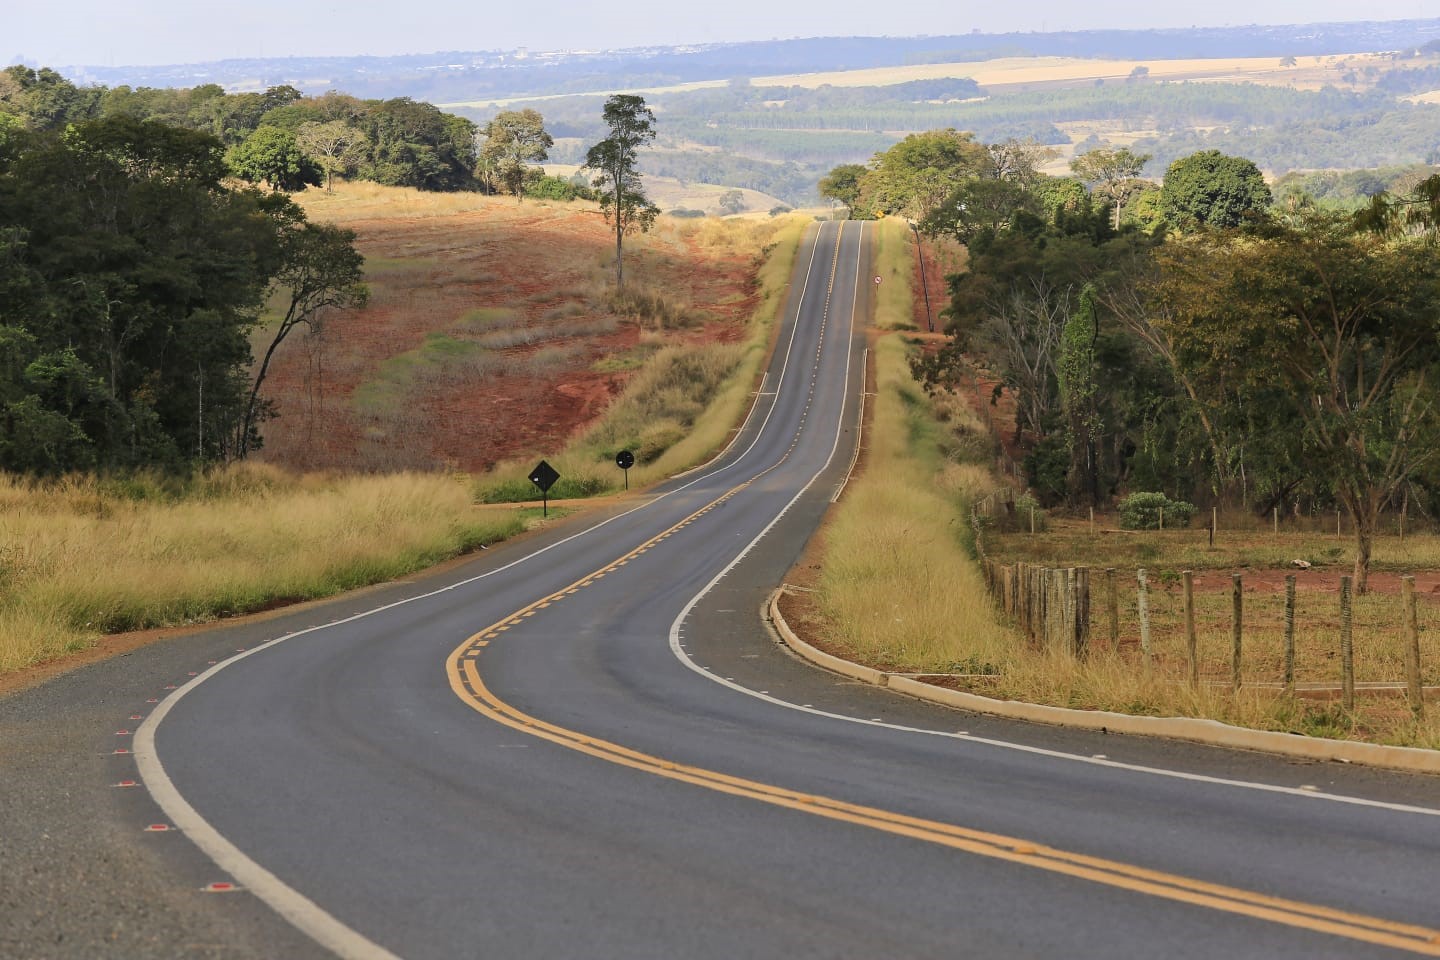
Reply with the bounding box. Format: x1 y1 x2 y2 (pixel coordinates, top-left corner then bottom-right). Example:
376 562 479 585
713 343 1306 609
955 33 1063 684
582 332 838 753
254 184 759 473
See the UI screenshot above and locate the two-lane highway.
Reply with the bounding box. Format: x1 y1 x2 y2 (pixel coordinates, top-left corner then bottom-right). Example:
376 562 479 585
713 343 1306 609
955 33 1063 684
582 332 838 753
125 220 1440 959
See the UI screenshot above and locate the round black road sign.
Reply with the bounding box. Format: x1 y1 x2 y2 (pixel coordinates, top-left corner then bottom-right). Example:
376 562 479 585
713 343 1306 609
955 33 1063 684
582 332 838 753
615 450 635 471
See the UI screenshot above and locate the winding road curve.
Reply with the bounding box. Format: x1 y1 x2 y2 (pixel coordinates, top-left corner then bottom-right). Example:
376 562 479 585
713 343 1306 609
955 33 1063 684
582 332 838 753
10 221 1440 959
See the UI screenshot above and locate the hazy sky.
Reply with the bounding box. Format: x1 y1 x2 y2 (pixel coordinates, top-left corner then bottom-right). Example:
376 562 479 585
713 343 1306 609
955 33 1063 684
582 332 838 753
10 1 1438 67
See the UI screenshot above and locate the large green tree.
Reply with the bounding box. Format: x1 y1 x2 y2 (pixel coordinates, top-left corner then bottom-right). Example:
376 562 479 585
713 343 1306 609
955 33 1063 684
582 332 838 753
818 162 867 213
860 129 989 221
295 120 368 191
1149 214 1440 591
1071 147 1151 230
481 109 553 201
227 125 321 191
1159 150 1272 230
585 95 659 288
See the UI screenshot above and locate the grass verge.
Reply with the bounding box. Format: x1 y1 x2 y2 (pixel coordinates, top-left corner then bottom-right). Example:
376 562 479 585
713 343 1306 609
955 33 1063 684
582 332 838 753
0 464 529 674
872 218 919 330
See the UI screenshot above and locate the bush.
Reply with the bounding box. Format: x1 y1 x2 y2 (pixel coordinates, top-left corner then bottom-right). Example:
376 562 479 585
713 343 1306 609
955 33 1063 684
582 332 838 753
1118 491 1196 530
668 208 706 218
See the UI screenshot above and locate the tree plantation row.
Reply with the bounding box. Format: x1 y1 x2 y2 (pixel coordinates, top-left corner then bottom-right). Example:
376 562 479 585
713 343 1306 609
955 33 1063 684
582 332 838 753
819 131 1440 592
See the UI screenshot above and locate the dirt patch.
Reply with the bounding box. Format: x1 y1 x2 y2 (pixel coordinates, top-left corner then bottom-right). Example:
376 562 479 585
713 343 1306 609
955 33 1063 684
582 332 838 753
255 190 761 473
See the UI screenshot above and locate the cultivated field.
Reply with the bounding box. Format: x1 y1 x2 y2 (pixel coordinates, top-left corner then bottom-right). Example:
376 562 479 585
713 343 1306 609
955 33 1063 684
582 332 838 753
751 52 1396 92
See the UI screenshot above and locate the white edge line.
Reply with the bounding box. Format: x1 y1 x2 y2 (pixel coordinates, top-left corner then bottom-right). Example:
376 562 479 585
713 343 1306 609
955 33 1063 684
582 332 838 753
130 223 833 960
134 661 404 960
665 222 1440 822
831 345 868 503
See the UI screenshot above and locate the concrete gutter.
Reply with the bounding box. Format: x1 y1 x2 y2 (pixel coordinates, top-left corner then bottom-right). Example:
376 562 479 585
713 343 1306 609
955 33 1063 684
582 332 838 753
768 588 1440 775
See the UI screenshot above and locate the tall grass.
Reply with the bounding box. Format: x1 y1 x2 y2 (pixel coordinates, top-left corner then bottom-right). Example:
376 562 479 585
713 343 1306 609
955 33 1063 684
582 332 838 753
476 215 810 500
815 336 1010 672
0 464 526 673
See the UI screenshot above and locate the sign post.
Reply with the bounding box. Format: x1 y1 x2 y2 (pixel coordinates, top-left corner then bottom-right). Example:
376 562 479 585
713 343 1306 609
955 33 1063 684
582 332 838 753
528 459 560 518
615 449 635 490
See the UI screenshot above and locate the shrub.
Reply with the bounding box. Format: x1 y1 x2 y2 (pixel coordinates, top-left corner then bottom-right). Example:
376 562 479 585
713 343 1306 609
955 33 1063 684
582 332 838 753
1118 491 1196 530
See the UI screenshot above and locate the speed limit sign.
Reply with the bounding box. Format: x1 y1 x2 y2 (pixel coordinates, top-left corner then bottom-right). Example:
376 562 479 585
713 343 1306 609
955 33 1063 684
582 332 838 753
873 275 882 285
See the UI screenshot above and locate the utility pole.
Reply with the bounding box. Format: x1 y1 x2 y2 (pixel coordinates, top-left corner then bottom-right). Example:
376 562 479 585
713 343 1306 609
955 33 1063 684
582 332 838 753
910 221 934 333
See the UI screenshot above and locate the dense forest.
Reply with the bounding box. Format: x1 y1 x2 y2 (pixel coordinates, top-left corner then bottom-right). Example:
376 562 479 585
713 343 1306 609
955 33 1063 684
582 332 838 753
0 66 479 192
825 132 1440 590
0 81 371 473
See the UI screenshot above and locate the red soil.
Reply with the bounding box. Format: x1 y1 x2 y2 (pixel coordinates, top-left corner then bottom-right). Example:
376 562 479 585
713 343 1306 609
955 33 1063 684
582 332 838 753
254 203 758 473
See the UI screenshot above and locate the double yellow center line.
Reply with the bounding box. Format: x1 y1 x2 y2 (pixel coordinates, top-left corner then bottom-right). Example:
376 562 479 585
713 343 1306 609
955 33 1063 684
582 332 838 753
446 222 1440 955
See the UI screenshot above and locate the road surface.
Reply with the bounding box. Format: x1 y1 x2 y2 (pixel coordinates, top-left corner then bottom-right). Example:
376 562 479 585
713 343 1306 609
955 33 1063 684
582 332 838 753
5 220 1440 959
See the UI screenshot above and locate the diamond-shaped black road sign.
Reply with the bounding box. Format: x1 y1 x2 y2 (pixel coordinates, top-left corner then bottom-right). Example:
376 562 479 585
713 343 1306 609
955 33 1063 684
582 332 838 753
529 460 560 493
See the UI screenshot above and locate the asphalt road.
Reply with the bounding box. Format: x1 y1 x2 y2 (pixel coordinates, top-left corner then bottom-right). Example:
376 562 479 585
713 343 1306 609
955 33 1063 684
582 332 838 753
6 220 1440 960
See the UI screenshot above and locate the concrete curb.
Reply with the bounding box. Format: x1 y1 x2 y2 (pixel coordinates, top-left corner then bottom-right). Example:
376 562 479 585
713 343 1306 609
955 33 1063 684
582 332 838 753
768 589 1440 775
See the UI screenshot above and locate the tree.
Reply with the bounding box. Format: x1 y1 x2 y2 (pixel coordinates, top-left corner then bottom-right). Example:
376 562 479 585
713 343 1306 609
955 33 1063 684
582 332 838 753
239 222 367 457
227 126 321 191
1149 214 1440 591
1071 147 1151 230
295 120 367 191
860 129 989 221
585 95 659 289
922 177 1030 245
986 138 1056 190
1058 285 1102 505
718 189 745 215
819 162 867 212
1159 150 1272 230
481 109 553 201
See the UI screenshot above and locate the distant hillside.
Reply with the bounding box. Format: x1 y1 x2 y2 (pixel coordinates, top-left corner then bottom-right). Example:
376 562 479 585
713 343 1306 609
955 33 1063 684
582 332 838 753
55 19 1440 103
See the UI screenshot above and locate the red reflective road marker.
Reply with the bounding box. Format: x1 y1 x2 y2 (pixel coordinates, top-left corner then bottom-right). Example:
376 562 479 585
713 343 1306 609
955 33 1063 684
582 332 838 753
115 730 130 736
202 882 239 893
112 748 131 755
145 824 171 832
146 698 158 703
163 685 176 690
187 672 197 677
129 715 142 720
115 780 138 788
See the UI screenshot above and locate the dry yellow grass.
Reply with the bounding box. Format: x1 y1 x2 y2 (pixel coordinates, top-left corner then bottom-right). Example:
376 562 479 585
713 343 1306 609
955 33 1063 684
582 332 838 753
0 465 528 673
753 51 1390 91
815 335 1011 672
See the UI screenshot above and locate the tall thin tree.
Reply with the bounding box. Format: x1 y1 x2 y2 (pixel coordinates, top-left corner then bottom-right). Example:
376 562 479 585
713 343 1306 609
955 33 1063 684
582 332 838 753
585 95 658 288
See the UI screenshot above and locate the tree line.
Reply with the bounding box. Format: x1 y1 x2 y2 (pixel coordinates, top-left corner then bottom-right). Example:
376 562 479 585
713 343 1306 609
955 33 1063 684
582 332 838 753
824 133 1440 591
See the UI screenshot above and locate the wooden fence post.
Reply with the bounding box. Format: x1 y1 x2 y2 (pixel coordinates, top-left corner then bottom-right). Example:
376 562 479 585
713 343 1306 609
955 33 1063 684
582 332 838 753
1231 573 1243 693
1283 575 1296 698
1106 568 1119 649
1137 569 1151 671
1404 575 1424 720
1339 575 1355 713
1183 570 1197 688
1076 567 1091 658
